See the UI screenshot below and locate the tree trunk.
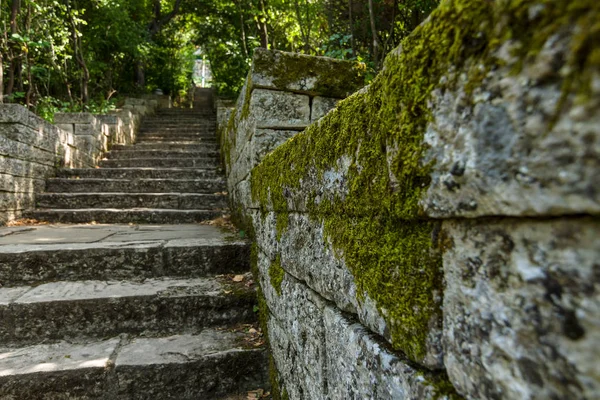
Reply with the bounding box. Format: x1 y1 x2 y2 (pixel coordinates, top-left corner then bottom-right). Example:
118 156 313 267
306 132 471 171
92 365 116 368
0 52 4 104
6 0 20 97
135 60 145 89
348 0 356 57
258 0 269 48
367 0 379 66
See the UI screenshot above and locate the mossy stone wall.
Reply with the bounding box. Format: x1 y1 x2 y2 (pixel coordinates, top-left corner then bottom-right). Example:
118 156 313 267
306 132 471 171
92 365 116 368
221 1 600 398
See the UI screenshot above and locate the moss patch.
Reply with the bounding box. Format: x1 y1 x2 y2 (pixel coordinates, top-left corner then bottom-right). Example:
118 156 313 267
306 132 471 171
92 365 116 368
269 254 285 296
252 49 366 98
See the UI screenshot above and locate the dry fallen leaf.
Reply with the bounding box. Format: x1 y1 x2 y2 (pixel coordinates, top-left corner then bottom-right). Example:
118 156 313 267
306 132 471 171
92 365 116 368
232 274 244 282
5 218 49 227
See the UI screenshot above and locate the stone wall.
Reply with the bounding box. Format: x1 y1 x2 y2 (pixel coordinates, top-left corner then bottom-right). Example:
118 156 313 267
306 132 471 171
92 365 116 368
221 1 600 399
0 97 157 224
219 48 366 222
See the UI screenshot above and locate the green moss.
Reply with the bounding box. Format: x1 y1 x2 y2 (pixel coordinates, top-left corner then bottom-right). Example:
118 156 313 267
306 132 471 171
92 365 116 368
240 74 254 121
269 254 285 296
420 371 463 399
252 48 366 98
249 0 600 363
275 212 289 241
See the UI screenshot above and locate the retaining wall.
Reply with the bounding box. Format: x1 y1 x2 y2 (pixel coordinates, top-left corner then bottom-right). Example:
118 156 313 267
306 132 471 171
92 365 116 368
0 98 159 224
221 1 600 399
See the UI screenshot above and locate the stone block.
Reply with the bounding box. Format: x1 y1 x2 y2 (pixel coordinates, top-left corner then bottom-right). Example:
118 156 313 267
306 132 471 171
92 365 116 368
0 135 57 167
124 98 146 106
421 44 600 219
0 122 68 154
311 96 339 122
251 129 297 166
250 89 310 129
251 49 365 98
55 123 74 134
259 270 328 399
0 156 53 181
324 306 452 399
0 104 30 125
0 192 35 213
0 173 44 194
442 217 600 400
54 112 96 125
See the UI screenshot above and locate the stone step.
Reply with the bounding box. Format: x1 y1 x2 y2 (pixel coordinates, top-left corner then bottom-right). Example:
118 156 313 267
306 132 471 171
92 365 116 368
155 110 215 115
0 224 249 286
99 157 219 168
135 135 218 143
29 208 223 224
137 130 216 137
46 178 226 193
148 116 216 122
0 277 256 345
140 122 216 128
112 142 218 151
0 330 267 400
57 167 221 180
107 150 219 159
36 193 228 210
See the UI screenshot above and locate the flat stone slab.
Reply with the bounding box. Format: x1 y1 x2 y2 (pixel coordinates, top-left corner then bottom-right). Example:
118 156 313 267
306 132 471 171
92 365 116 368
0 277 256 345
36 192 228 210
0 224 229 245
0 224 249 285
0 331 267 399
0 338 119 376
29 208 222 224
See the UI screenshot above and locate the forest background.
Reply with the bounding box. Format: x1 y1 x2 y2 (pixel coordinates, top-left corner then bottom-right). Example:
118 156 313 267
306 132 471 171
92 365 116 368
0 0 437 121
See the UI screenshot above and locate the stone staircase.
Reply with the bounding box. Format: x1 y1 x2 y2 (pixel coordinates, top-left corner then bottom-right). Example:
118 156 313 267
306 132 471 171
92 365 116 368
0 103 267 398
31 107 226 224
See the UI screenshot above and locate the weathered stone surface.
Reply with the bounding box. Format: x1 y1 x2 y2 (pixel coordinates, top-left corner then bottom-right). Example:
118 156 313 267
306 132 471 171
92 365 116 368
0 155 52 181
250 48 365 97
311 96 339 122
116 332 268 399
99 157 219 168
0 121 72 154
45 177 226 194
443 217 600 400
0 135 59 167
0 339 118 399
253 210 444 369
57 167 220 180
0 224 249 285
0 277 255 344
0 192 35 213
36 192 228 210
0 331 267 400
324 306 452 399
54 112 97 125
0 173 45 194
250 89 310 129
251 129 297 165
30 208 222 224
108 149 218 159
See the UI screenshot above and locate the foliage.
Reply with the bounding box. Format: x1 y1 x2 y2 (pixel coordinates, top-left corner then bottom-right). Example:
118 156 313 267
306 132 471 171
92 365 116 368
0 0 439 110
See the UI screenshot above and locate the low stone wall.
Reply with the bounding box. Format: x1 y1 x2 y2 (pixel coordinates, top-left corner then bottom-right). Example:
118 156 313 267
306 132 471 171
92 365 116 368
219 48 366 223
222 1 599 399
0 97 157 224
